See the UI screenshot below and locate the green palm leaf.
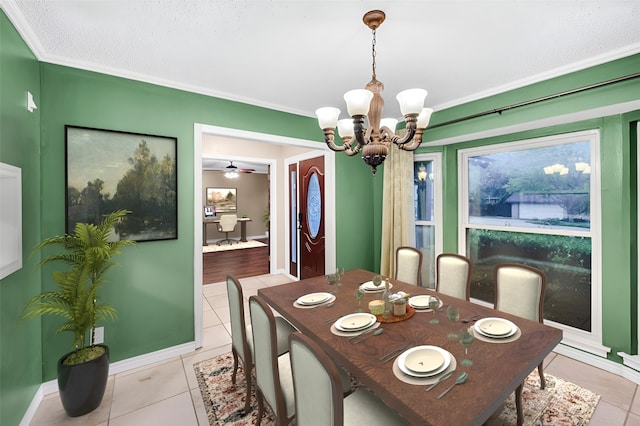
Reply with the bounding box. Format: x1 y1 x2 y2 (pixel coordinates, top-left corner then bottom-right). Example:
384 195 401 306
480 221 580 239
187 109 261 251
23 210 135 355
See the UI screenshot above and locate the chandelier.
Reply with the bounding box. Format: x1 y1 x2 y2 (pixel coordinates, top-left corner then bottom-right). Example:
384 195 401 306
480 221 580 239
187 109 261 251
315 10 433 174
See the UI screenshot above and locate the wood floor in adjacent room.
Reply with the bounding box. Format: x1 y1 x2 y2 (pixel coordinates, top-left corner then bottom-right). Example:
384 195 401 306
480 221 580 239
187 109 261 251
202 238 269 284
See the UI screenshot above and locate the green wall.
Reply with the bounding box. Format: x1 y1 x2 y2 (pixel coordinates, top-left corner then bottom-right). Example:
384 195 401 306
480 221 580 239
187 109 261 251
416 54 640 360
0 10 43 426
39 62 373 376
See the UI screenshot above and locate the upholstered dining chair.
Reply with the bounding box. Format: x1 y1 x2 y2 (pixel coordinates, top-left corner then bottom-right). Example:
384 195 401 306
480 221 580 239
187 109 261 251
395 246 423 286
494 263 547 426
289 332 409 426
226 276 296 414
249 295 296 426
217 214 238 245
435 253 472 300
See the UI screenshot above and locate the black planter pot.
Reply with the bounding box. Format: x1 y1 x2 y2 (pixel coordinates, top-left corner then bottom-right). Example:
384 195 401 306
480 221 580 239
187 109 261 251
57 344 110 417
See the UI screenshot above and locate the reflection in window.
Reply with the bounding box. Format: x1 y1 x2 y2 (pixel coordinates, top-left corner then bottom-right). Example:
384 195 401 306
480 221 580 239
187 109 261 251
413 156 440 287
467 142 591 230
461 132 597 334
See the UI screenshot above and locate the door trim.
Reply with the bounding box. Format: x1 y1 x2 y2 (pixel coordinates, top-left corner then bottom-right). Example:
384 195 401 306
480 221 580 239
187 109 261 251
193 123 335 348
285 152 336 280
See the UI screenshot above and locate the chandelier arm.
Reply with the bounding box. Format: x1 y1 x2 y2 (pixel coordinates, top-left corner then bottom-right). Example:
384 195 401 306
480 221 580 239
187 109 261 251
322 129 347 152
322 129 363 156
391 114 419 147
352 115 367 148
397 130 423 151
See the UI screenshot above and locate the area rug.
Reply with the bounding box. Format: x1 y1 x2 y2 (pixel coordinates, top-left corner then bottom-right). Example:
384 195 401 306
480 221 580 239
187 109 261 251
194 353 600 426
195 353 275 425
203 240 267 254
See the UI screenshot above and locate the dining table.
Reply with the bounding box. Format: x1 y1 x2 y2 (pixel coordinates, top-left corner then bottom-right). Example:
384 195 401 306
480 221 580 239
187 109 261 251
257 269 563 426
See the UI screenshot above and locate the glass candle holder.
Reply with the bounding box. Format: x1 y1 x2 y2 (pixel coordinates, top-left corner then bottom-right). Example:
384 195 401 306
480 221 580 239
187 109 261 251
393 299 407 316
369 300 385 315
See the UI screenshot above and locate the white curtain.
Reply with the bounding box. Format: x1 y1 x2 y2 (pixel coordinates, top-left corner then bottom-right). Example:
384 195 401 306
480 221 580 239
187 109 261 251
380 143 415 279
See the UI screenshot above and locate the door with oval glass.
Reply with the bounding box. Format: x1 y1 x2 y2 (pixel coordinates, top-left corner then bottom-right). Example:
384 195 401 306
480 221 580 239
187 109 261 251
299 156 325 279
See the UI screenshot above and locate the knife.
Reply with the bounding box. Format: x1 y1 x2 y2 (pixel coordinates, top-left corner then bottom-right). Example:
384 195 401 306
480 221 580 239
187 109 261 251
425 370 455 391
348 326 378 341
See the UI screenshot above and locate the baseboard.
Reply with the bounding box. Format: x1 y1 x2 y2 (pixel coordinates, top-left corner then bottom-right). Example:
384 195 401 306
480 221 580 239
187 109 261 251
20 341 197 425
554 342 640 385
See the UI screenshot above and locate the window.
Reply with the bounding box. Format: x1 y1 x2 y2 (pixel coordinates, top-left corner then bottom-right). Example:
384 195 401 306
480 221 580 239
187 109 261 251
459 130 602 351
413 153 442 287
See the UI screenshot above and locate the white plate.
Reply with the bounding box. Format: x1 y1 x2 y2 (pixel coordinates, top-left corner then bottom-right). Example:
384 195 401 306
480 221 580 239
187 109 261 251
404 348 445 373
398 346 451 377
408 295 442 310
360 281 393 292
474 317 518 338
296 292 332 306
335 313 376 332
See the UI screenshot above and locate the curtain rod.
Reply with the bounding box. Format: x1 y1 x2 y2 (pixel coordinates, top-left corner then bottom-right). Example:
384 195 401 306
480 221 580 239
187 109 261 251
428 72 640 130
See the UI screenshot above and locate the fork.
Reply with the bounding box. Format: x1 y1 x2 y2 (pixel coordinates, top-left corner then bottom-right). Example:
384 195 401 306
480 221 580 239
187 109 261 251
379 345 408 362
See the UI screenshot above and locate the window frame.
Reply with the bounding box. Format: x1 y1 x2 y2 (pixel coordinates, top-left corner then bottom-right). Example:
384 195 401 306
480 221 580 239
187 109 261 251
458 129 608 356
413 152 443 288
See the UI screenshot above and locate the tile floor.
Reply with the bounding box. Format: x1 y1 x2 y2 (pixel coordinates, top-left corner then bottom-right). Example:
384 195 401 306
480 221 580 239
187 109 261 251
29 274 640 425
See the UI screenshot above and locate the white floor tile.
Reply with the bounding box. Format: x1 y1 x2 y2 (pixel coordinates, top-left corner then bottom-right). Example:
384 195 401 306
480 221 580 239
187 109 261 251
110 358 189 419
108 392 197 426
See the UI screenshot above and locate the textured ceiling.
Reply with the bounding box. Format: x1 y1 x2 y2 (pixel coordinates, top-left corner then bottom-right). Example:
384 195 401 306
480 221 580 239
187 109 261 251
4 0 640 121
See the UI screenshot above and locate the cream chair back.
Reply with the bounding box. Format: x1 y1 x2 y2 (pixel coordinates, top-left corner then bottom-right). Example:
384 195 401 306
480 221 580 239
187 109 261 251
494 263 545 322
290 332 410 426
395 246 423 286
249 296 295 425
226 275 254 412
219 214 238 232
494 263 547 420
227 275 250 362
436 254 472 300
290 333 342 425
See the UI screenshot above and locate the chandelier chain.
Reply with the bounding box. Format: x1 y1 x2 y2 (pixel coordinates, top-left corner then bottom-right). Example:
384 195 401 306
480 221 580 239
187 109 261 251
371 28 377 80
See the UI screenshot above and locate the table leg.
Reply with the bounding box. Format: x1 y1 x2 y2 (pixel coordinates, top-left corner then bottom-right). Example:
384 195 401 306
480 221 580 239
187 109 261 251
240 221 248 242
203 223 208 246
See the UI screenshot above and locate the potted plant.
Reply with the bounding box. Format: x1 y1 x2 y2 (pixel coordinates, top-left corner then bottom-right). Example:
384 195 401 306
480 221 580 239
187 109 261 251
22 209 135 417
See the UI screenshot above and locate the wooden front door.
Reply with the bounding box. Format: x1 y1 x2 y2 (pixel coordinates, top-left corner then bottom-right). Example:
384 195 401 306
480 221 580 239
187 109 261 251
299 156 325 279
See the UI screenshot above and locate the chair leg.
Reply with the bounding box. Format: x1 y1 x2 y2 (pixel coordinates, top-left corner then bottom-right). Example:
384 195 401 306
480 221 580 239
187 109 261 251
231 348 239 384
256 388 265 426
515 382 524 426
538 362 546 389
243 359 252 413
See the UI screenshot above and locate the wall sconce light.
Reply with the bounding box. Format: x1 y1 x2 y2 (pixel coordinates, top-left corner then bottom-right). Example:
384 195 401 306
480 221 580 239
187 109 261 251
27 92 37 112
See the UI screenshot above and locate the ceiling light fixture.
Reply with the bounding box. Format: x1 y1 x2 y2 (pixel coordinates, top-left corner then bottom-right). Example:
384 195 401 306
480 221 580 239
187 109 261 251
315 10 433 174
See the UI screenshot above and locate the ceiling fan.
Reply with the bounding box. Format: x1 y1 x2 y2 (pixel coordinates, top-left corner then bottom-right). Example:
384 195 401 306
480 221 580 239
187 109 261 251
222 161 254 178
225 161 255 173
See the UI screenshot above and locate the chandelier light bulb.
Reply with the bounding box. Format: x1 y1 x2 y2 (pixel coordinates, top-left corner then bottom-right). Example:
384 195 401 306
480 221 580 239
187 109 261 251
396 89 428 116
316 107 341 129
344 89 374 116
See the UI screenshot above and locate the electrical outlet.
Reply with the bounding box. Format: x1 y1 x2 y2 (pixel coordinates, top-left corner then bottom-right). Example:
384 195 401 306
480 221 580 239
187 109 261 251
94 326 104 344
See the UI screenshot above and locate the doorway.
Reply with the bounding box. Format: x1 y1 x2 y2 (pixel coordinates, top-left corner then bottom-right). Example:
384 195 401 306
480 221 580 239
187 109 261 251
193 124 336 348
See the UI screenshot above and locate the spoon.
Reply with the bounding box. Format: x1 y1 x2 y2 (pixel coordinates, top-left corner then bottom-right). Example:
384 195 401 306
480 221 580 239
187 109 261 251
425 370 455 392
437 372 468 399
461 314 480 323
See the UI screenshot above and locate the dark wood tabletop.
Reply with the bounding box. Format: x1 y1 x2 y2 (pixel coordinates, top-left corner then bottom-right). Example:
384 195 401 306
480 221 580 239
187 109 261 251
258 269 562 425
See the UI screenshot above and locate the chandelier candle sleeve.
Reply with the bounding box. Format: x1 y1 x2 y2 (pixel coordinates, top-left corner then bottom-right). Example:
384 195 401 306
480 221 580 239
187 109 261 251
315 10 433 174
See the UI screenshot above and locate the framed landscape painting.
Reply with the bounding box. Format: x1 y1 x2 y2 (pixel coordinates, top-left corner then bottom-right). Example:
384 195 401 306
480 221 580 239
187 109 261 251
207 187 237 214
65 125 178 242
